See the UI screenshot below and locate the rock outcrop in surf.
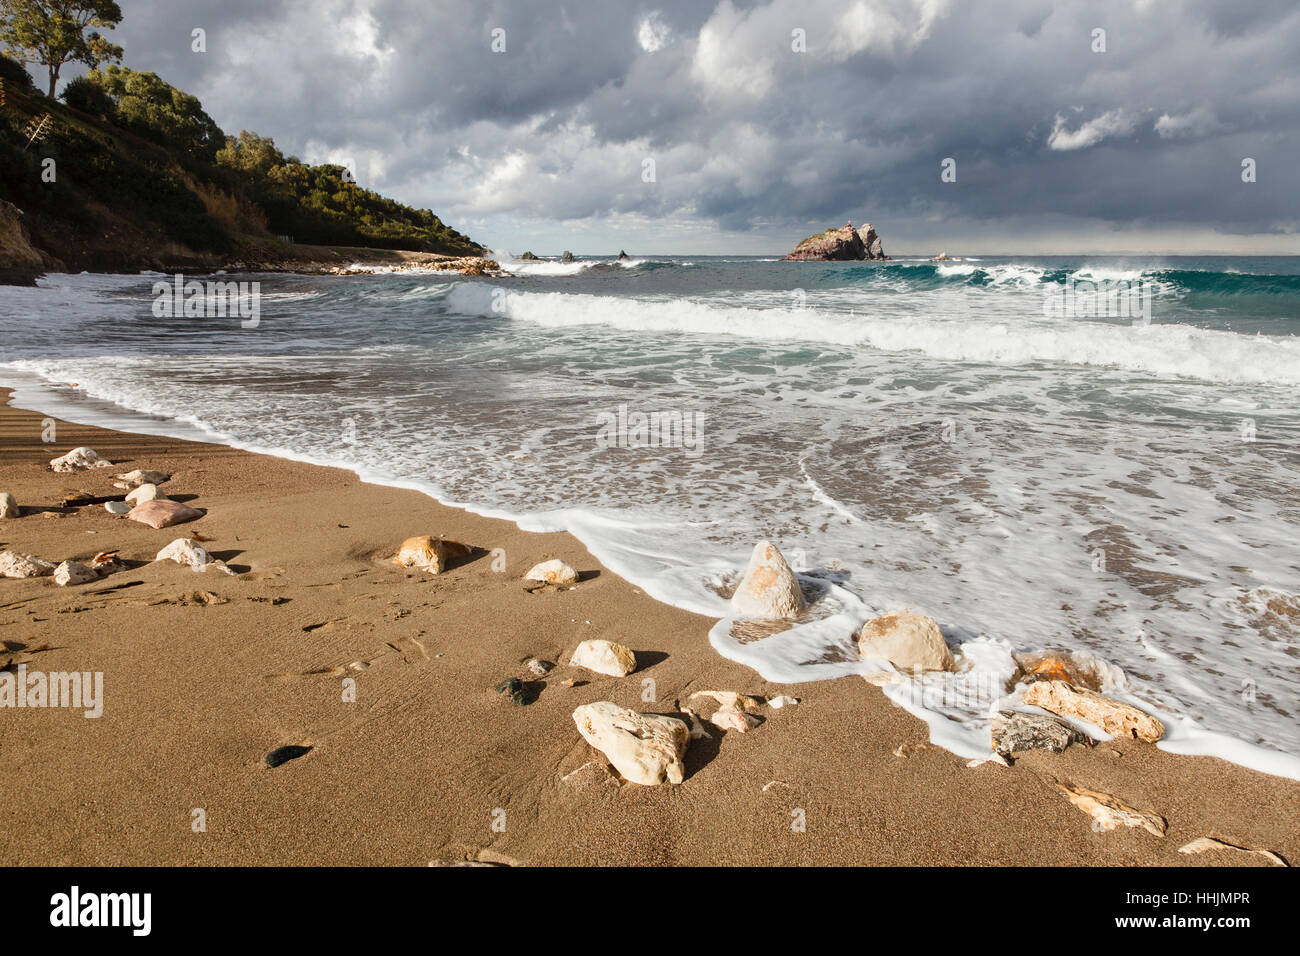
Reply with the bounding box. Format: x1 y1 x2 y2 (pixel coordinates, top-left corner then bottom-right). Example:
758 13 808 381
784 221 889 261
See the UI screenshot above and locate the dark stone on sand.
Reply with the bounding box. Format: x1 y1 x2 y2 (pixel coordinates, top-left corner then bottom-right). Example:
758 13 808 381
265 744 313 768
495 676 529 706
991 711 1087 757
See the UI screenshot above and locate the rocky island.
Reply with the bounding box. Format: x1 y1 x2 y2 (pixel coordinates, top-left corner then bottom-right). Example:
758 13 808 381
784 221 888 261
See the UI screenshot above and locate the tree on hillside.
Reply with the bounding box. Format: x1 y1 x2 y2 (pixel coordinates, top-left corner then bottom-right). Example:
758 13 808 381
81 65 224 160
215 130 288 179
0 0 122 97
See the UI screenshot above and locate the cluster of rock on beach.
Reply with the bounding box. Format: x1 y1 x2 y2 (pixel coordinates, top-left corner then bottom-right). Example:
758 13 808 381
1 445 230 587
5 452 1275 852
393 528 1179 829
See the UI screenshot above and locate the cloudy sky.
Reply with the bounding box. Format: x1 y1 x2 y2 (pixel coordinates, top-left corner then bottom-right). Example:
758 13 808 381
64 0 1300 254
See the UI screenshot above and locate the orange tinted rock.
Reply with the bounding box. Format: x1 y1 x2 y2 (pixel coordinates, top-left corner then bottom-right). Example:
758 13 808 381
1024 680 1164 742
393 535 474 574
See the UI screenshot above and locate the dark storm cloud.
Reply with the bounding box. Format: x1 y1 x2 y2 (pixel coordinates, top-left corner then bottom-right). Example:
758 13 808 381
98 0 1298 250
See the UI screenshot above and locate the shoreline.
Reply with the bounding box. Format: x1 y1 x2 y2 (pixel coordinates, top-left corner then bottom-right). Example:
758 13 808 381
1 388 1297 865
0 240 503 286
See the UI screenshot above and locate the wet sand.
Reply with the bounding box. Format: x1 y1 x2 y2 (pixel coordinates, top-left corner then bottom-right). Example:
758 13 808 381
0 389 1295 866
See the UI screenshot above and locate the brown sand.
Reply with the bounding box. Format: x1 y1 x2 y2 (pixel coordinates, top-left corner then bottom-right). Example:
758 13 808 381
0 389 1295 866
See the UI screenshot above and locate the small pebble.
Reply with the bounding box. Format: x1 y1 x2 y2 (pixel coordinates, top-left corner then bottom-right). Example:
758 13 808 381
104 501 130 515
527 659 554 677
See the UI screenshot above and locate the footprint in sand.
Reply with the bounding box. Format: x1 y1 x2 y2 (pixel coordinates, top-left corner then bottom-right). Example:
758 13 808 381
265 745 312 768
302 617 366 633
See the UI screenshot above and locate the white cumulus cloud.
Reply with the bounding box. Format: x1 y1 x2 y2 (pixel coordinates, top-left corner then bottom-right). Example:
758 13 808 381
1047 108 1140 150
1154 107 1222 139
638 11 672 53
691 0 952 101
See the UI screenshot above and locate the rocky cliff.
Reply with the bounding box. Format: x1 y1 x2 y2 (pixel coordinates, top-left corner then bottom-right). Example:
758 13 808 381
0 200 64 283
784 222 888 261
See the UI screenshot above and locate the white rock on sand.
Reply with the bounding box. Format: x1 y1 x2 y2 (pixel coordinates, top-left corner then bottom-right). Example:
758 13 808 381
679 707 712 740
569 638 637 677
50 447 114 472
392 535 474 574
524 558 579 585
689 689 764 713
53 560 97 587
708 708 763 733
768 695 800 709
730 540 804 618
0 492 18 518
1177 836 1287 867
155 538 235 575
572 701 690 786
857 612 954 672
1023 680 1165 743
0 551 56 578
1055 783 1166 836
114 469 169 487
104 501 131 515
125 483 165 505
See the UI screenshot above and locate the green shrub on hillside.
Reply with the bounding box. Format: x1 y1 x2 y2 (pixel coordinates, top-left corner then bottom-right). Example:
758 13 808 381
60 74 113 116
78 66 224 161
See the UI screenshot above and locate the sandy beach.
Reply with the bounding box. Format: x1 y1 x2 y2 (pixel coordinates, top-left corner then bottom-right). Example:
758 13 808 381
0 388 1296 866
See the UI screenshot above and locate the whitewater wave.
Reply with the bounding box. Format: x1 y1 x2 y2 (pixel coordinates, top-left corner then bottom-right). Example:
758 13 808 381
446 283 1300 386
495 253 649 276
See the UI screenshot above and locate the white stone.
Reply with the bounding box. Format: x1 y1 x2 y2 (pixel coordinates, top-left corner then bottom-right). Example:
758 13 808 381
114 469 169 487
54 560 97 587
0 551 55 578
1177 837 1286 867
680 707 712 740
524 558 580 585
0 492 18 518
572 701 690 786
154 538 235 575
708 707 763 733
569 639 637 677
689 689 764 713
768 695 800 709
1056 783 1166 837
104 501 131 515
857 612 954 672
50 447 113 472
730 540 805 618
125 483 164 505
